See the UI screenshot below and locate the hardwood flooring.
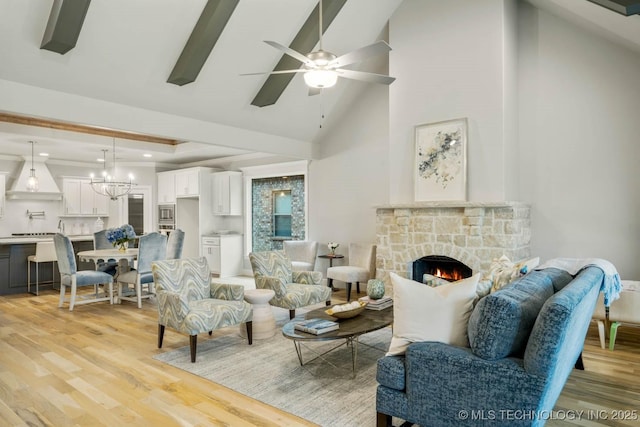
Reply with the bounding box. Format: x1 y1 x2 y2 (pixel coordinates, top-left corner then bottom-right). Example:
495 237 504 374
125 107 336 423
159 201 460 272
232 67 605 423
0 287 639 426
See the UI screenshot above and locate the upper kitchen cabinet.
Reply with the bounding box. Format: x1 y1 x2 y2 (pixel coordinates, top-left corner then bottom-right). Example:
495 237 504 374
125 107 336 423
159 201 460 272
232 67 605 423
157 171 176 204
212 171 242 215
175 168 201 198
61 178 109 216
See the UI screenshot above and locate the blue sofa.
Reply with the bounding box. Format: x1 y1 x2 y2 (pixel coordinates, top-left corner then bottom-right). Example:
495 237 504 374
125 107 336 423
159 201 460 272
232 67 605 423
376 267 604 427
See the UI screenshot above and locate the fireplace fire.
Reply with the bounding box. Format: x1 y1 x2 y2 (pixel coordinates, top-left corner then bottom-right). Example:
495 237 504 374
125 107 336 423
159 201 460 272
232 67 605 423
410 255 473 283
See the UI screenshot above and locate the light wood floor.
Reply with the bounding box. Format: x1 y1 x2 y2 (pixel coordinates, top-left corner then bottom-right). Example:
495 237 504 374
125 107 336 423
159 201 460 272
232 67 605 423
0 287 639 426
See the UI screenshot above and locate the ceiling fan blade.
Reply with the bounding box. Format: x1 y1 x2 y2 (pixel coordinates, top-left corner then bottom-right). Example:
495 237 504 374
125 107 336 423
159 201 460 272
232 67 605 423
263 40 312 66
335 69 396 85
240 69 307 76
308 87 322 96
329 41 391 68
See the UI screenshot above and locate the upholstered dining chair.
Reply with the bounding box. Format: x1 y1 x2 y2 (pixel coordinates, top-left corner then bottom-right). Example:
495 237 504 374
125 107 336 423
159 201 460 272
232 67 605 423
166 229 185 259
152 257 253 363
117 232 167 308
249 250 331 319
327 243 377 301
93 230 119 276
283 240 318 272
53 233 114 311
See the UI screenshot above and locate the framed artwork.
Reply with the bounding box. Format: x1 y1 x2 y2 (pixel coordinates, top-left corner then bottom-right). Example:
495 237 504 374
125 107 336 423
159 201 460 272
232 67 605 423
414 118 468 201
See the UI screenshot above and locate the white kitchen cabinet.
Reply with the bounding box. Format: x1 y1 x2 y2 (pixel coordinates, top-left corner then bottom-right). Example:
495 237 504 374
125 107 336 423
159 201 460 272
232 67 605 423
0 173 6 217
175 169 200 197
202 234 242 278
62 178 109 216
212 171 242 215
157 171 176 204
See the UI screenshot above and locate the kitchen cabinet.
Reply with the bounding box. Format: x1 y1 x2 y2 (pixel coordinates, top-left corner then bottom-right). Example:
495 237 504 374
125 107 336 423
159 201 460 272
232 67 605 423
202 234 242 278
212 171 242 215
62 178 109 216
157 171 176 204
175 169 200 197
0 173 5 217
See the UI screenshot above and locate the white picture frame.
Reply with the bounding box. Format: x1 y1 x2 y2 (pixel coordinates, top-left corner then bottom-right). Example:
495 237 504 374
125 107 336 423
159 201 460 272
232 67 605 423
414 118 468 202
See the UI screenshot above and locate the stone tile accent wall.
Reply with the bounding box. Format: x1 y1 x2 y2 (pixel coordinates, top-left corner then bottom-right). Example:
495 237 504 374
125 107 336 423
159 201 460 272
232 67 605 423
376 202 531 284
252 175 305 251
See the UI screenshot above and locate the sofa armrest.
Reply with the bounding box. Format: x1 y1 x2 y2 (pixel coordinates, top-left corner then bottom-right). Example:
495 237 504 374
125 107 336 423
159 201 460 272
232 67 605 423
403 342 546 426
255 275 288 298
210 283 245 301
292 270 323 285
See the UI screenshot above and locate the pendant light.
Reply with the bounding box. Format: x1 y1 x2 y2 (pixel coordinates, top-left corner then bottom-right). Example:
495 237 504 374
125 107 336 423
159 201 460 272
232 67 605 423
26 141 39 192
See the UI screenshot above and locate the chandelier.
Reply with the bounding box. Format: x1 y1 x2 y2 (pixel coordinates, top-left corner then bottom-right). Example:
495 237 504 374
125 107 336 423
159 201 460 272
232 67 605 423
90 138 136 200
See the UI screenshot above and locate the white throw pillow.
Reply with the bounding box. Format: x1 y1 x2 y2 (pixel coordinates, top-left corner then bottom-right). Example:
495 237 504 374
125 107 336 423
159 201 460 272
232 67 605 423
387 272 480 356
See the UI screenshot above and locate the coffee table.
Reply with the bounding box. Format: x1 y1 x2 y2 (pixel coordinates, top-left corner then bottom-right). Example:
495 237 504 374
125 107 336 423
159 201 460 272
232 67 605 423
282 305 393 377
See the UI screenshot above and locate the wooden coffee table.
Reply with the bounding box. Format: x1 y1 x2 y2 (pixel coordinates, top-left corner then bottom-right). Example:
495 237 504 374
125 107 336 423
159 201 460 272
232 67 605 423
282 305 393 377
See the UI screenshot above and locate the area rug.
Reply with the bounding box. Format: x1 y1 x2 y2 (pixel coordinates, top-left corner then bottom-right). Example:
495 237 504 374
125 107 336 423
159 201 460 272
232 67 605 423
153 315 392 427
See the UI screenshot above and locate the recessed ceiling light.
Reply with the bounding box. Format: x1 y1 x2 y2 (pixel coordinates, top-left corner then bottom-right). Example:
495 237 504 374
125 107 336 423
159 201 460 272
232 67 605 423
97 158 105 162
39 152 49 157
143 153 152 158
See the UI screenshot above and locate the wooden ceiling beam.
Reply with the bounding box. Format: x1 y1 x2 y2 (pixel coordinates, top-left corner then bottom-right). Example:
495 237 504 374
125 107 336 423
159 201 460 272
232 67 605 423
0 113 180 146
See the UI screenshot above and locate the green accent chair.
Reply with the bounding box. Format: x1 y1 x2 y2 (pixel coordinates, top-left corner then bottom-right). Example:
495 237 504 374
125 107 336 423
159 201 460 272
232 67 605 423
249 250 331 319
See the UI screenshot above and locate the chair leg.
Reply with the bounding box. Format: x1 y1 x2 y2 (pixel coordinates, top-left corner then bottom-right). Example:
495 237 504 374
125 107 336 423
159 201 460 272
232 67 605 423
346 283 352 302
209 331 213 336
190 334 197 363
326 300 331 306
58 283 66 308
289 309 295 319
158 324 165 348
328 278 334 290
356 282 360 294
575 352 584 370
136 282 142 308
69 280 77 311
376 412 392 427
596 320 605 349
610 322 621 350
246 321 253 345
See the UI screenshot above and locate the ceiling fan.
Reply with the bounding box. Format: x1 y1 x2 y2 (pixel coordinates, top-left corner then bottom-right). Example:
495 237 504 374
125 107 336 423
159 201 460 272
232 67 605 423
243 0 396 93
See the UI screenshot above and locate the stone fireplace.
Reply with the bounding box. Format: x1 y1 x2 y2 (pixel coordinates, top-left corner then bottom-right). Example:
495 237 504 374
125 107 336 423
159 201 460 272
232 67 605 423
376 202 531 287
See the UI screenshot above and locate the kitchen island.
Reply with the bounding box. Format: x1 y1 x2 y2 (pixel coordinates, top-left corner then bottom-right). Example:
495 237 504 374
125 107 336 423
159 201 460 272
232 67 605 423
0 235 94 295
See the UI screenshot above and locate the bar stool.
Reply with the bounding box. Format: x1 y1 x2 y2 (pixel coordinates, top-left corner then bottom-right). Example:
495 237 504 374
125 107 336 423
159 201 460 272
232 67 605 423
27 241 58 295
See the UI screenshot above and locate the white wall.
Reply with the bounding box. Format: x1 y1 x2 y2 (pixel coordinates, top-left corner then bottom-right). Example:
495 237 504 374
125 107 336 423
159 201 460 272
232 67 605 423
517 4 640 279
388 0 515 203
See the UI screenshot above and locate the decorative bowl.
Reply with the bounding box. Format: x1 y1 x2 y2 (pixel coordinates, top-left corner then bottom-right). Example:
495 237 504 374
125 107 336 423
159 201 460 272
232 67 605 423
325 301 368 319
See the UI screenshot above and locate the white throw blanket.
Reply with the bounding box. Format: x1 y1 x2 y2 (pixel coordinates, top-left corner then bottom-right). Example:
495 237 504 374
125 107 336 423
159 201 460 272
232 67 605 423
535 258 621 306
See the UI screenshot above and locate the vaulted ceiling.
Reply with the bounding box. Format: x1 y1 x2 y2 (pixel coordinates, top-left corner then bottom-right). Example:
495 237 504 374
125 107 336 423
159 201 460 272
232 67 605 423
0 0 401 165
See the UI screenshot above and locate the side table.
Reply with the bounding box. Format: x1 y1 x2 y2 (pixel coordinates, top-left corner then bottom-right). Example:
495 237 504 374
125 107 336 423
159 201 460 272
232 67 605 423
319 254 345 292
239 289 276 340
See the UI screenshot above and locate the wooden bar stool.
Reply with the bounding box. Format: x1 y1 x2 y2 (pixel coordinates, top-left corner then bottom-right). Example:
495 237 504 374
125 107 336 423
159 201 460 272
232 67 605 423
27 241 58 295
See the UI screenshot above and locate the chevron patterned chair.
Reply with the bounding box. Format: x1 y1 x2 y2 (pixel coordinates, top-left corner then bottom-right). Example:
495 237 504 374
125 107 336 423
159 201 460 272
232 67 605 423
249 250 331 319
151 257 253 363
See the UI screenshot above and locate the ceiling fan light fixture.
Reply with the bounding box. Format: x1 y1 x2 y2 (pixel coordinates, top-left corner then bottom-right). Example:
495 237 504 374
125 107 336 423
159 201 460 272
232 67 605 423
304 69 338 88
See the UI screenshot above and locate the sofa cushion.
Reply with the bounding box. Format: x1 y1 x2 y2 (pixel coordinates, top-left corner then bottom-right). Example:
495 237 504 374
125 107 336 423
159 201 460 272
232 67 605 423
467 270 555 360
376 355 406 391
387 273 480 356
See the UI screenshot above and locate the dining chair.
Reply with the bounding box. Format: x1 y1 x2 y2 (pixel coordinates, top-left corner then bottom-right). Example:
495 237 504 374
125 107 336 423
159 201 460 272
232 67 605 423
283 240 318 271
53 233 114 311
117 232 167 308
166 229 185 259
152 257 253 363
327 243 377 301
27 240 58 295
93 230 119 276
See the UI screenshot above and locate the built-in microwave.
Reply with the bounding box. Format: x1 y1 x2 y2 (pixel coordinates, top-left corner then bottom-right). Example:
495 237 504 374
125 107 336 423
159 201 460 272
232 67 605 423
158 204 175 228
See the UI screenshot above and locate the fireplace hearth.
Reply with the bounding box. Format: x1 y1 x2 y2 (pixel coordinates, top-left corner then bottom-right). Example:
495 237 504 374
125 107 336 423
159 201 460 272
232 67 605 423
411 255 472 283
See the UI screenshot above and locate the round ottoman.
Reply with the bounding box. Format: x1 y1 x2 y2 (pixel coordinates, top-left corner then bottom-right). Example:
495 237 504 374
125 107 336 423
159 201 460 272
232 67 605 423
239 289 276 339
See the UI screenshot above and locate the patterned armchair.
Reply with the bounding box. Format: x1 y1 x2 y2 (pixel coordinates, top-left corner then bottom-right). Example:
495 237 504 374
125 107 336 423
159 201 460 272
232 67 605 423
152 257 253 363
249 250 331 319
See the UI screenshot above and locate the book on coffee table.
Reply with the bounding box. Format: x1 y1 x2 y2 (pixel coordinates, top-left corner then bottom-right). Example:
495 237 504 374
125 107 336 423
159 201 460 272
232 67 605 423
294 318 339 335
358 295 393 310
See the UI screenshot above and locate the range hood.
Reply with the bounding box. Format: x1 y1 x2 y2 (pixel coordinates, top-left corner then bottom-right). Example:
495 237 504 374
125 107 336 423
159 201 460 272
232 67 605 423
6 156 63 200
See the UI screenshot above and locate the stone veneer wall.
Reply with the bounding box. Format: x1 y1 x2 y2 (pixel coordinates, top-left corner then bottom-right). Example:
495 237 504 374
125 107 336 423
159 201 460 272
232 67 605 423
376 202 531 285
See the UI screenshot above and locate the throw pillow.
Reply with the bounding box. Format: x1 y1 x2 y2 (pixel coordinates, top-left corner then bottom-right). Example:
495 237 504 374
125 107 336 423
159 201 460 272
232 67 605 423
486 255 540 293
387 272 481 356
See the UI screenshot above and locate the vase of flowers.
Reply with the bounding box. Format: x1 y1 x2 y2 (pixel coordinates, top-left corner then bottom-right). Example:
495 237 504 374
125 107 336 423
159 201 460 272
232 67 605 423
106 224 136 252
327 242 339 256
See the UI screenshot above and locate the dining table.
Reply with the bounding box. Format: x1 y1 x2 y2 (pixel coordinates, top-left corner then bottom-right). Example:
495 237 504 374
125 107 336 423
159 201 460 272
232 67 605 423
77 248 140 303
